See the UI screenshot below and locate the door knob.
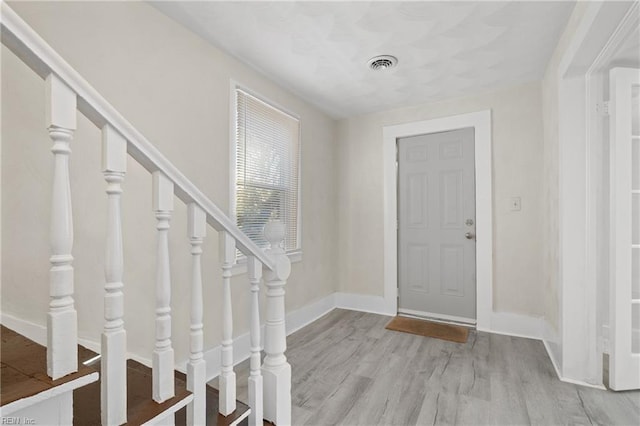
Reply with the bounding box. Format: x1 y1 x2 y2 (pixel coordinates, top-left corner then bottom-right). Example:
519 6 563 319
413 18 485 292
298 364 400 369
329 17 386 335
465 232 475 240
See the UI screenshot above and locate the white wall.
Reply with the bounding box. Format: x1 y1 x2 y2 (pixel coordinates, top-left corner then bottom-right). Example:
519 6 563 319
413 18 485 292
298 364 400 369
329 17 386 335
540 1 591 369
1 1 338 366
336 81 545 318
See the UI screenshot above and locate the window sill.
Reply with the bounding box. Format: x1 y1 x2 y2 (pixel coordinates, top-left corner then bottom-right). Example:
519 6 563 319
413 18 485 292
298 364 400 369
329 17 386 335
231 250 303 277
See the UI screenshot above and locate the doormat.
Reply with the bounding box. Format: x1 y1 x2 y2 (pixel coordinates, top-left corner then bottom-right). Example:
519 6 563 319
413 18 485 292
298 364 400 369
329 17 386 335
385 316 469 343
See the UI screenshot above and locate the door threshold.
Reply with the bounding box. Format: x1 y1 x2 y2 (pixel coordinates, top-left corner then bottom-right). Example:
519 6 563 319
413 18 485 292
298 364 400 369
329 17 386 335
398 308 476 328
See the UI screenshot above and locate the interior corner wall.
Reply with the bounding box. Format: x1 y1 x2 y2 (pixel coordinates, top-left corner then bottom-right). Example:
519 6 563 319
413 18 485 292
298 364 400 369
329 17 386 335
336 81 546 319
1 1 339 365
540 1 593 374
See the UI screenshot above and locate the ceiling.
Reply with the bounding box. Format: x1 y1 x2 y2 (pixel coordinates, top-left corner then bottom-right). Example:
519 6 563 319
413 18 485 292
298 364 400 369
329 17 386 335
152 1 576 119
611 24 640 69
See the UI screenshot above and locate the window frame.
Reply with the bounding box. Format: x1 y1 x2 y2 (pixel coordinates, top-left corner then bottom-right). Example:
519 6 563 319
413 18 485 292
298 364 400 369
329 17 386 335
229 80 303 273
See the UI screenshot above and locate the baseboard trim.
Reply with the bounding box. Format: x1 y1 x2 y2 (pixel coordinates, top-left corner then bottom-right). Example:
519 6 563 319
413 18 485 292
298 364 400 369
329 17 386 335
478 311 543 339
190 293 337 381
558 373 607 390
540 319 607 390
334 292 394 316
543 337 563 381
541 318 563 376
1 312 47 346
286 293 336 335
333 294 545 340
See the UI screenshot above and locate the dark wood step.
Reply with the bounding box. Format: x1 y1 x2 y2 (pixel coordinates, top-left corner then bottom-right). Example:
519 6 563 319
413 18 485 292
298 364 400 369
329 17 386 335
174 372 251 426
73 357 192 425
1 325 251 425
1 325 98 407
74 357 251 425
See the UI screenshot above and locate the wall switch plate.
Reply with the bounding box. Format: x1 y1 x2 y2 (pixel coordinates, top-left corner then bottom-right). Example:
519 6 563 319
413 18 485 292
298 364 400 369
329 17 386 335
510 197 521 211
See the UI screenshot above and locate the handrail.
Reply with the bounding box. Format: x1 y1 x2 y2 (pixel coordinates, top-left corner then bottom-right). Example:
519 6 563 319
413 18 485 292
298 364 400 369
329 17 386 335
0 3 275 271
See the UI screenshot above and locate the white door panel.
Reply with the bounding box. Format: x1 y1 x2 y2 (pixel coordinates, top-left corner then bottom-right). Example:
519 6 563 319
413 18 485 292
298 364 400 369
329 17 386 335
398 128 476 322
609 67 640 391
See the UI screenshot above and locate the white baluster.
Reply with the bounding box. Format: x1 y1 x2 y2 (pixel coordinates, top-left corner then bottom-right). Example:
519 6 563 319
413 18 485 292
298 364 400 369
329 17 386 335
219 231 236 416
152 171 175 403
187 203 206 425
101 125 127 425
46 74 78 380
248 256 263 426
262 221 291 426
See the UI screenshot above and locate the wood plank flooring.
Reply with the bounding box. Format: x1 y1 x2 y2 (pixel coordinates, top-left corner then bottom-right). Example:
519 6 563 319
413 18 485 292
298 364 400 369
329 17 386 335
228 309 640 426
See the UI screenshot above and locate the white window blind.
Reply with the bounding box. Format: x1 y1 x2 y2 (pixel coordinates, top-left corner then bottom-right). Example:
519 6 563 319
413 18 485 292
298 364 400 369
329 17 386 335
235 88 300 255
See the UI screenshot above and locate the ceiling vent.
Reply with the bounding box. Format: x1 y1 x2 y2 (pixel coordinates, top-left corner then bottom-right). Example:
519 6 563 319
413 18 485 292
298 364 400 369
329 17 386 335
368 55 398 71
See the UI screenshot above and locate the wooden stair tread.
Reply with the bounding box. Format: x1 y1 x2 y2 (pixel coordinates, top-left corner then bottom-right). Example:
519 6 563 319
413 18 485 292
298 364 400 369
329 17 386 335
73 358 191 426
1 325 98 407
74 360 251 425
174 372 251 426
1 326 252 425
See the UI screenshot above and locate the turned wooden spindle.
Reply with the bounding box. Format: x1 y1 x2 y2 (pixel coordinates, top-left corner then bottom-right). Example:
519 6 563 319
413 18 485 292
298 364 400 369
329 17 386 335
46 74 78 380
248 255 264 426
101 124 128 425
187 203 207 425
219 231 236 416
152 171 175 403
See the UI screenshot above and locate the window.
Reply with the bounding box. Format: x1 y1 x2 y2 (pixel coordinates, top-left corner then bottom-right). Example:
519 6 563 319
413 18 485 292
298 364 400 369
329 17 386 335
233 87 300 256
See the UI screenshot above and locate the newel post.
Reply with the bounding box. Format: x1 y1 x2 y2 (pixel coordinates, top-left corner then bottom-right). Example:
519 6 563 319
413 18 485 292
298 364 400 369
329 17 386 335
46 74 78 380
262 221 291 426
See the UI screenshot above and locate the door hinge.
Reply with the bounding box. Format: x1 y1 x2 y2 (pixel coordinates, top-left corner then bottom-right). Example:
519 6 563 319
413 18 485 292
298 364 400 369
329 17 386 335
596 101 610 116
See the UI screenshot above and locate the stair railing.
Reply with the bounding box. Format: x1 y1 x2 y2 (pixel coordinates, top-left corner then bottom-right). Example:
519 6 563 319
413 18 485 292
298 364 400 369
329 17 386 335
1 3 292 425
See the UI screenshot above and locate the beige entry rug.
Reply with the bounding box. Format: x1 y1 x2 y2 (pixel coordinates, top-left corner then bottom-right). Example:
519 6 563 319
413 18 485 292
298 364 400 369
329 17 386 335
385 316 469 343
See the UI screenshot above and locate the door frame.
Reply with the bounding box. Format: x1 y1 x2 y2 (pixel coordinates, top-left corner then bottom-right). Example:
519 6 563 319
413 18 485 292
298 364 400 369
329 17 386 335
383 110 492 330
553 0 637 387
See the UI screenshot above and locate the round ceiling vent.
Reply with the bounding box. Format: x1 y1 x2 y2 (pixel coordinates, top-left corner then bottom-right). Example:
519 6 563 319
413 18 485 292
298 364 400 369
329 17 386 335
367 55 398 71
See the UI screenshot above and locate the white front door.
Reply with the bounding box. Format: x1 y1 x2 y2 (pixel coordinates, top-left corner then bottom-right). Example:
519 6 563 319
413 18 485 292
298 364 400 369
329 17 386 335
609 67 640 391
397 128 476 323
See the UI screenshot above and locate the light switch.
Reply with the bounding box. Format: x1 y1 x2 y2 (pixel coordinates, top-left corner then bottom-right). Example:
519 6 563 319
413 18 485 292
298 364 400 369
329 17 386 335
510 197 522 211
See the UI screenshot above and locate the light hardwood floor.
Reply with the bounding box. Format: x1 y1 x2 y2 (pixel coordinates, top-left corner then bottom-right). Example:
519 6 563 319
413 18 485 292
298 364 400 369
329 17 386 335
218 309 640 425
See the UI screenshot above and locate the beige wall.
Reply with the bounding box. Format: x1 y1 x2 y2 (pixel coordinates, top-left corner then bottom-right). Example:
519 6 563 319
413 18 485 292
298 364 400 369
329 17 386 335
1 1 338 364
541 1 590 334
337 81 546 316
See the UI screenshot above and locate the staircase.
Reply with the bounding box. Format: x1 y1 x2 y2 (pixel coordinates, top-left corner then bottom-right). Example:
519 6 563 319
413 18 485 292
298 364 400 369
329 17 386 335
0 3 291 425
